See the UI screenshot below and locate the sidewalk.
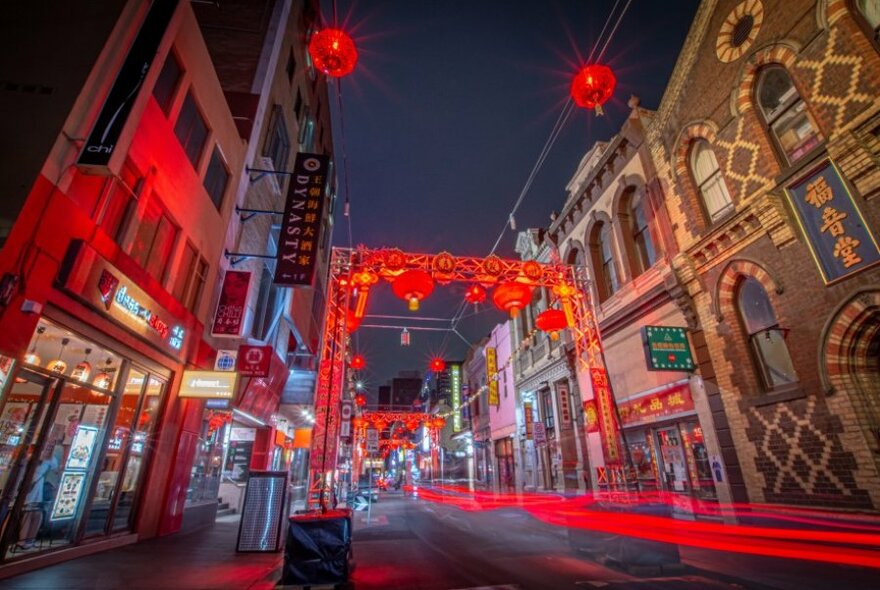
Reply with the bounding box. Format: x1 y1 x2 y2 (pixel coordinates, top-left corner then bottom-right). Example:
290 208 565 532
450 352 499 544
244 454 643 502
0 515 282 590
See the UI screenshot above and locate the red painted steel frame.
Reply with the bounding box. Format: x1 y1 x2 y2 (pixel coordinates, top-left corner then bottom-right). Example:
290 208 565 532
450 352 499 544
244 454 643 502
307 246 627 509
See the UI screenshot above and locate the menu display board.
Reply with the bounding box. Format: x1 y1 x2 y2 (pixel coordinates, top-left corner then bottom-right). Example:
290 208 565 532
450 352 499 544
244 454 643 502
51 472 87 521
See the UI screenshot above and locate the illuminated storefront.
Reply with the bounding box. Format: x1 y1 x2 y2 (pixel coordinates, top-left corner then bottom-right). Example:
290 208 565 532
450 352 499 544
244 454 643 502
619 381 716 500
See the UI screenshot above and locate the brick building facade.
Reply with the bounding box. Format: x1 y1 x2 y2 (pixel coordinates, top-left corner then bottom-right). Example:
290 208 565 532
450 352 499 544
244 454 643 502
647 0 880 508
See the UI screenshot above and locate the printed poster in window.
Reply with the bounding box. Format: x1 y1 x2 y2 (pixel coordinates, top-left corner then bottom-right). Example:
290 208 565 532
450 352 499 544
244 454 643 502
55 403 83 444
66 425 99 470
51 471 87 521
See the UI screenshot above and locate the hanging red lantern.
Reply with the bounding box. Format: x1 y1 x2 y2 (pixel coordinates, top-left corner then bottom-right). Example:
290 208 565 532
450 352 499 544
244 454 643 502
535 309 568 341
570 64 616 115
429 357 446 373
392 269 435 311
350 354 366 370
308 28 358 77
432 416 446 430
355 394 366 407
492 281 533 318
464 284 487 305
346 309 361 333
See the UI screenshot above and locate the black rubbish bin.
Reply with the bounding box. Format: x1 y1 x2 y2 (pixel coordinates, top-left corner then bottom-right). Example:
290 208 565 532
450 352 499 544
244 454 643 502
568 502 682 574
282 509 353 586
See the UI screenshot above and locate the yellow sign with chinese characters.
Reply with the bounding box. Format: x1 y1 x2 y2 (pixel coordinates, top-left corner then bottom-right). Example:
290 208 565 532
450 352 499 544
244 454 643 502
486 347 499 406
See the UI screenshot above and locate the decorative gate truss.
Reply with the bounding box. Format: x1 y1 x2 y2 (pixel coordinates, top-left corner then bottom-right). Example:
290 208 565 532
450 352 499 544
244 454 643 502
307 246 628 510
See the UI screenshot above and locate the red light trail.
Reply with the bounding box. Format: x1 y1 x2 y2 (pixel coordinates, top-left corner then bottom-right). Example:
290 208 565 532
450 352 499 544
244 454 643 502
406 485 880 569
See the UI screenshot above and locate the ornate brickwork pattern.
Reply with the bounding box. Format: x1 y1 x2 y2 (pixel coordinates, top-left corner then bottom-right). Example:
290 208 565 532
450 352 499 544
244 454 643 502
795 25 876 134
734 43 799 114
715 0 764 63
713 258 781 320
714 115 775 200
745 397 872 508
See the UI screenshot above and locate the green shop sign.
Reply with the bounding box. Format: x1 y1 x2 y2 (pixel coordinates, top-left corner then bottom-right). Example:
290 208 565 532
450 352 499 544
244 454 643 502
641 326 694 372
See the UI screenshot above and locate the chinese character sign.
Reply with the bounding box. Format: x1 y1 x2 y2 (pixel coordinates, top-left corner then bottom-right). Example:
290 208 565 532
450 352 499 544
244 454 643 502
274 153 330 286
486 347 499 406
211 270 251 337
617 383 694 427
642 326 694 372
589 368 622 466
786 160 880 284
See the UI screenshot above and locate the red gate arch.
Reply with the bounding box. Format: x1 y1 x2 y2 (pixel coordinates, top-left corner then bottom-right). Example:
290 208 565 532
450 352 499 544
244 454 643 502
307 246 628 509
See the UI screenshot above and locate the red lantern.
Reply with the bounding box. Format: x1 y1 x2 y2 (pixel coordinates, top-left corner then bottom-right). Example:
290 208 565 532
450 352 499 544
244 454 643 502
350 354 366 370
346 309 361 333
430 357 446 373
492 281 533 318
308 28 358 77
355 394 366 407
464 284 486 305
570 64 616 115
392 269 435 311
432 416 446 430
535 309 567 341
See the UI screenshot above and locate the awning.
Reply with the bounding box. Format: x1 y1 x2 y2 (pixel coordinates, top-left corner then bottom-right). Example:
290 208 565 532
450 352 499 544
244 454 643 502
235 349 287 425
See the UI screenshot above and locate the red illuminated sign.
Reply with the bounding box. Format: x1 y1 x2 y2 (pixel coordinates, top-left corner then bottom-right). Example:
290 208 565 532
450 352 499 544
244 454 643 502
618 383 694 427
211 270 251 337
589 368 622 466
237 345 272 377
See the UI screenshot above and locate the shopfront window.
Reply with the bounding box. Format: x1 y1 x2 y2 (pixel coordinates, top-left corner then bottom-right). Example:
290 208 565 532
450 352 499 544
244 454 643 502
625 430 659 491
0 319 167 560
0 359 114 557
187 409 230 506
681 422 715 499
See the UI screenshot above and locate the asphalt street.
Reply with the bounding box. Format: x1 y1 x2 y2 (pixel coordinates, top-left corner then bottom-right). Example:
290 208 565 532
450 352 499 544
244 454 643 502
349 490 880 590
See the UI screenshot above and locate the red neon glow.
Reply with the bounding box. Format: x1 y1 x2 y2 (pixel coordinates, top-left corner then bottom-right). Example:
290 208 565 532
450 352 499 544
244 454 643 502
571 64 616 115
464 284 486 304
350 353 366 370
355 393 366 407
408 485 880 570
429 357 446 373
308 28 358 77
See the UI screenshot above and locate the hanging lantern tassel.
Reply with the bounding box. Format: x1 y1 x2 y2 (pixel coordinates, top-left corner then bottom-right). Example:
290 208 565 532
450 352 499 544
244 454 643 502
400 327 411 346
509 214 517 231
392 269 435 312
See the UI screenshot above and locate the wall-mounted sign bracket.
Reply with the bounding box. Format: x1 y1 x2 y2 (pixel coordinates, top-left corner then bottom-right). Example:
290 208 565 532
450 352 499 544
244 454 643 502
235 205 284 223
224 249 277 267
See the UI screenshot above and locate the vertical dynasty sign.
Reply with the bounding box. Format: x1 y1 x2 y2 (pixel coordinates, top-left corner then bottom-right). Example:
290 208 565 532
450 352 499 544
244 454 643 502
274 153 330 285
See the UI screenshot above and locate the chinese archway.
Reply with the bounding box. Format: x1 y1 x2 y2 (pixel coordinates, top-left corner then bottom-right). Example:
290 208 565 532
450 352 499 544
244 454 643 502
307 246 626 509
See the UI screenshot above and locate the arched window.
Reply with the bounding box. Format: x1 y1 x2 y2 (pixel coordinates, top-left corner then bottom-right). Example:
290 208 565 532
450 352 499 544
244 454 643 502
690 140 733 223
598 223 619 300
757 66 823 165
852 0 880 46
737 276 798 390
629 191 657 276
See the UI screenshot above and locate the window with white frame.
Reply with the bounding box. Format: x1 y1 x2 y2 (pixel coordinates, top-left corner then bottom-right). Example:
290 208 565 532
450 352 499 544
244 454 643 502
690 140 734 223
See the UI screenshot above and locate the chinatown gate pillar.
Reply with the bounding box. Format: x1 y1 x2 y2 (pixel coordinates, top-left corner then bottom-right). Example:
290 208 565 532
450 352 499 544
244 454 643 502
306 246 633 510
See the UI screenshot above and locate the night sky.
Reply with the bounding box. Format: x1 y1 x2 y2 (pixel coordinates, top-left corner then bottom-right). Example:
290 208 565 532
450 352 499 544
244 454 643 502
324 0 700 393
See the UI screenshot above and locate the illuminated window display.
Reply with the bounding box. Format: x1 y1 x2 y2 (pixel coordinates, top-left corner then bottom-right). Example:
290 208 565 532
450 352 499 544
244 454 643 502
0 319 166 560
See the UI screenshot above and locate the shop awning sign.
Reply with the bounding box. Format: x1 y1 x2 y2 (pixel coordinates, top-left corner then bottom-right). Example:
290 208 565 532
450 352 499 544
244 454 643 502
618 383 695 427
642 326 694 372
179 370 239 400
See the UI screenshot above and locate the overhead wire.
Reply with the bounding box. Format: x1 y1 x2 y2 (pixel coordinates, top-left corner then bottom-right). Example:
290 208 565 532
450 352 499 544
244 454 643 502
449 0 629 351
